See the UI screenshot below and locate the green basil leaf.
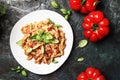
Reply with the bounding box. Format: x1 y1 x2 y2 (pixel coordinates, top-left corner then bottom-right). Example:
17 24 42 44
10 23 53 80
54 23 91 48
16 66 21 70
44 32 53 40
21 70 28 77
67 10 71 15
50 1 60 9
41 46 44 54
77 57 84 62
47 18 55 24
38 29 43 36
54 24 62 28
11 68 16 71
51 39 59 43
29 34 37 40
64 15 69 20
52 59 58 64
43 38 51 44
60 8 67 15
26 47 33 53
16 39 23 46
36 35 41 41
16 70 21 73
78 39 88 48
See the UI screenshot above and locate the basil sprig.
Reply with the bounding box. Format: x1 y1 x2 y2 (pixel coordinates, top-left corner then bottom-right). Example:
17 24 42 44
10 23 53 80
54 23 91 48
30 30 59 44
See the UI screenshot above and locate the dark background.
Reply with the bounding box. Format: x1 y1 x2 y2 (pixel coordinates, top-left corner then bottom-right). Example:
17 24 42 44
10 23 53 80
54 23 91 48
0 0 120 80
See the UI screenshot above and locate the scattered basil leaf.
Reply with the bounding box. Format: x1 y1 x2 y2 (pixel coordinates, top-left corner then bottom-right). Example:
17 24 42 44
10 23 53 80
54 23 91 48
78 39 88 48
21 70 28 77
11 68 16 71
60 8 67 15
67 10 71 15
11 66 28 77
50 1 60 9
52 59 58 64
77 57 84 62
64 15 69 20
17 66 21 70
60 9 71 15
11 66 21 71
50 0 72 20
16 69 21 73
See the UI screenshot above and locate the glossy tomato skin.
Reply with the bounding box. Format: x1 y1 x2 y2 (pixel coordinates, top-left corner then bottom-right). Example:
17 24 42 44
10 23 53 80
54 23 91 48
91 11 104 23
89 32 98 42
77 72 87 80
77 67 105 80
98 26 109 37
85 0 96 11
84 30 92 38
80 6 89 14
99 18 110 26
82 11 110 42
69 0 82 11
69 0 100 14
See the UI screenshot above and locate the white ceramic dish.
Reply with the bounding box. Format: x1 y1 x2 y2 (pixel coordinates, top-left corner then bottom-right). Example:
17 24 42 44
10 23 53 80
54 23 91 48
10 10 73 75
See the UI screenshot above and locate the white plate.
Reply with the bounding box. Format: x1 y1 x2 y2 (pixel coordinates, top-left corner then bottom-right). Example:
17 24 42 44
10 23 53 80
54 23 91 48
10 10 73 75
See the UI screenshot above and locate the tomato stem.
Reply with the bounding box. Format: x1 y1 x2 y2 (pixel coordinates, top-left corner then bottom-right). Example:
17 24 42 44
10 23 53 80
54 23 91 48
81 0 86 5
93 0 101 6
92 23 99 31
87 78 93 80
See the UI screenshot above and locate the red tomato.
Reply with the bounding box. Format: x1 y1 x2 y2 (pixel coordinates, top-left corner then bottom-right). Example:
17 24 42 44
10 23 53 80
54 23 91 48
82 11 110 42
77 67 105 80
77 72 87 80
69 0 82 11
84 30 92 38
69 0 100 14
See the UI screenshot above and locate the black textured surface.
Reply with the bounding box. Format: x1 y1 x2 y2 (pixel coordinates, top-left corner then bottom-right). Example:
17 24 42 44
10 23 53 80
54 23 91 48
0 0 120 80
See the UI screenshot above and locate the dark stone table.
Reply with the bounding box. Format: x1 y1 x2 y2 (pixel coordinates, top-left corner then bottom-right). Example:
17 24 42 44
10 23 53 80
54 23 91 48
0 0 120 80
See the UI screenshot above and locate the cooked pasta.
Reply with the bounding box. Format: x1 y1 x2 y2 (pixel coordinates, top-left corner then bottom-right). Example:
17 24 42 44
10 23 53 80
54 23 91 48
17 19 66 64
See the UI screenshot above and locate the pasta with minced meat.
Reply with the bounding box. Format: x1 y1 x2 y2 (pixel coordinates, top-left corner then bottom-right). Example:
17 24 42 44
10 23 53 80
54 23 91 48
17 19 66 64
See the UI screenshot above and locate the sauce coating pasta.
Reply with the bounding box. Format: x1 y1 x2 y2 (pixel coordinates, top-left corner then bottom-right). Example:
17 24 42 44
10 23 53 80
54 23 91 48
17 19 66 64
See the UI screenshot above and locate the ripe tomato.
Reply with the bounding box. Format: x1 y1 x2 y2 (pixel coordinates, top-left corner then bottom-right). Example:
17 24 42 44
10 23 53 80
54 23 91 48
82 11 110 42
77 67 105 80
69 0 82 11
69 0 100 14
